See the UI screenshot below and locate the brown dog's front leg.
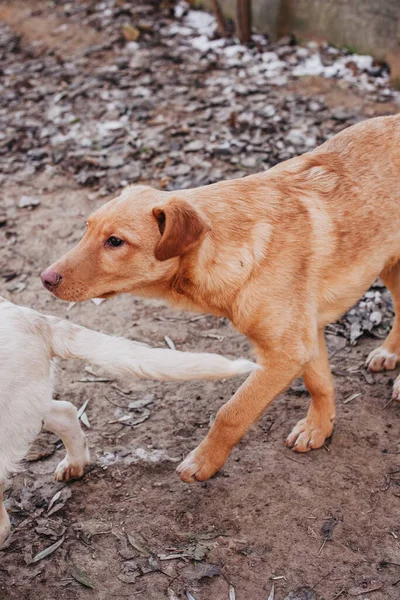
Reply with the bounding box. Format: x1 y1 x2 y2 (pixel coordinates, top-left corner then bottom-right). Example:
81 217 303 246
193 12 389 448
177 352 305 483
286 329 335 452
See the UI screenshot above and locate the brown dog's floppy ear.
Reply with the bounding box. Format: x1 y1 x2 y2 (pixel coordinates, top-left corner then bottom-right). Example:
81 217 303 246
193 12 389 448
153 198 210 261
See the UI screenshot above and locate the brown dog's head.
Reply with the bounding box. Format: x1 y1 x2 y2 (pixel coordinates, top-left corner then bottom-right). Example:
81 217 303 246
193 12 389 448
40 185 211 302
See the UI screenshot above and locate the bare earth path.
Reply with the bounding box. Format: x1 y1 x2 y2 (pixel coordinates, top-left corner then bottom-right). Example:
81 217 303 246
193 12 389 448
0 2 399 599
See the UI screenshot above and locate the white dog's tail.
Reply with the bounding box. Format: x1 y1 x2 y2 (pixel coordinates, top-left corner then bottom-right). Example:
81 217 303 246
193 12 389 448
50 319 257 381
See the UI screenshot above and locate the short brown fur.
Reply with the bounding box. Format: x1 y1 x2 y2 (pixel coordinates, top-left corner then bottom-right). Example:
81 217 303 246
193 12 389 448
43 115 400 482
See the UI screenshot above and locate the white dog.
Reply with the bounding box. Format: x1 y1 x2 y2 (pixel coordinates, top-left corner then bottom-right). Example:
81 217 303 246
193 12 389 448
0 298 255 545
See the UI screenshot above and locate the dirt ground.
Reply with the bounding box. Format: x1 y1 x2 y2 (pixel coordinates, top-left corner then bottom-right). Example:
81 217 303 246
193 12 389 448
1 2 400 600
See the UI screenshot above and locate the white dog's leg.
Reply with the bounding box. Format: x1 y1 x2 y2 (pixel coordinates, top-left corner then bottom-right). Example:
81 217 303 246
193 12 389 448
0 483 11 547
43 401 90 481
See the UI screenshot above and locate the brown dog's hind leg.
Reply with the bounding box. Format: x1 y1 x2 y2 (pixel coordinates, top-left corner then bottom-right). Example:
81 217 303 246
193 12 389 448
367 261 400 373
286 329 335 452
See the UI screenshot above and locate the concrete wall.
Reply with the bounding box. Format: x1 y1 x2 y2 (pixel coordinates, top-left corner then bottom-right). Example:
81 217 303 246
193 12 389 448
196 0 400 80
279 0 400 80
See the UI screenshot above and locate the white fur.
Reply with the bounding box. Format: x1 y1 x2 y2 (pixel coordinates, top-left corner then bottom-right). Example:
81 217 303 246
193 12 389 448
0 298 256 545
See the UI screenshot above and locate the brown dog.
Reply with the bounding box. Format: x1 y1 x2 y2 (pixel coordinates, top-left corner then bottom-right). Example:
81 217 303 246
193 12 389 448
41 114 400 483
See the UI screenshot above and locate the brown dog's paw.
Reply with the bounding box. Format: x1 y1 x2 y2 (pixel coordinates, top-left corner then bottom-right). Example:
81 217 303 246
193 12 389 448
176 441 230 483
366 347 399 372
286 418 333 453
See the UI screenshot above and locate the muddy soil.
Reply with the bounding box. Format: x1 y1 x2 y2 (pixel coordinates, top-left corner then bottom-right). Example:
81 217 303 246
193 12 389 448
0 2 399 600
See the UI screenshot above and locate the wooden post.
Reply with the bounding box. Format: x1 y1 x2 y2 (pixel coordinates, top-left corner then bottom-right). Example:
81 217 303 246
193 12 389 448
210 0 229 38
236 0 252 43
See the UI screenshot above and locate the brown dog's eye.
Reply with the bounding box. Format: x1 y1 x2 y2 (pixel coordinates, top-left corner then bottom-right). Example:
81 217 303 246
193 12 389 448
106 236 124 248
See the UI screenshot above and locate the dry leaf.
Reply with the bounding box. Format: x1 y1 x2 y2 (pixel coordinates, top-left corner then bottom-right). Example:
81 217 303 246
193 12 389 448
267 582 275 600
121 23 140 42
128 393 155 410
181 563 220 582
32 536 65 562
47 490 62 513
126 532 151 557
200 333 224 341
80 412 91 428
47 487 72 516
24 434 57 462
77 399 89 417
343 392 362 404
111 410 151 426
158 552 189 561
71 566 96 589
91 297 106 306
164 335 176 350
187 541 210 561
77 400 91 428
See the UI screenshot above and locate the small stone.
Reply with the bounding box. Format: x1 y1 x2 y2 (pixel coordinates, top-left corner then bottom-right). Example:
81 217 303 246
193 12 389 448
286 129 307 146
125 41 139 53
107 155 126 168
27 148 48 160
308 100 322 112
262 105 276 118
18 195 40 209
241 156 257 168
185 140 203 152
370 311 382 325
174 164 191 176
213 142 231 155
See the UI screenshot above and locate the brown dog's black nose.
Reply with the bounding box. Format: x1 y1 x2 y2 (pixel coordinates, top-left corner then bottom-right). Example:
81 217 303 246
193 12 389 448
40 270 63 289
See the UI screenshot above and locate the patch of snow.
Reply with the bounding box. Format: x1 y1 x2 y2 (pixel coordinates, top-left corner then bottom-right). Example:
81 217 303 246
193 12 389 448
174 1 189 19
223 44 249 58
165 24 193 37
293 51 389 91
184 9 216 36
97 120 125 137
191 35 225 53
293 54 325 77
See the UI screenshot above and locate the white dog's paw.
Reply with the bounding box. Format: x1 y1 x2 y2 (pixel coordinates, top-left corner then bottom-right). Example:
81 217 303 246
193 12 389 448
392 375 400 402
0 509 11 548
54 447 90 482
366 347 399 372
